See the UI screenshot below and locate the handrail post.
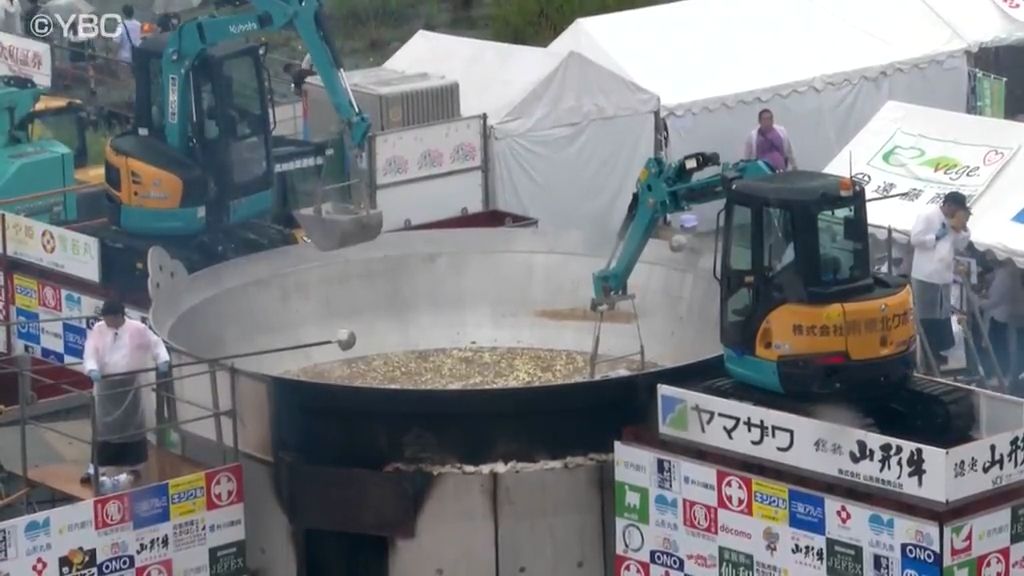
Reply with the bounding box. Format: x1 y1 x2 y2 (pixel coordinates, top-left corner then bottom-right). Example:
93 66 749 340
208 361 225 463
886 226 894 275
16 354 31 515
229 364 239 463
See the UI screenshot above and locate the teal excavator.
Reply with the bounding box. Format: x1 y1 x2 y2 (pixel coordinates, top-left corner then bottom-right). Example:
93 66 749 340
590 151 975 445
103 0 381 251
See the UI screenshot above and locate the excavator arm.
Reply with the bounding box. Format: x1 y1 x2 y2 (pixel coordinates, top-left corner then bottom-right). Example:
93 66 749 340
591 152 774 310
162 0 369 153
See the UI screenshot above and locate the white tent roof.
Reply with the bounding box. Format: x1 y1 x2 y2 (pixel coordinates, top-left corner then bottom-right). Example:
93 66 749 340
921 0 1024 49
384 30 659 137
824 101 1024 266
548 0 968 116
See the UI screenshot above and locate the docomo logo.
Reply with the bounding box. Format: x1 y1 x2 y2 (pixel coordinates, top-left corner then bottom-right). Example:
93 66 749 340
718 523 752 540
29 13 123 39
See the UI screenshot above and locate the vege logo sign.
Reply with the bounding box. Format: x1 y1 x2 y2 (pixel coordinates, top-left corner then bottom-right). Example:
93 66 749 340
881 145 990 183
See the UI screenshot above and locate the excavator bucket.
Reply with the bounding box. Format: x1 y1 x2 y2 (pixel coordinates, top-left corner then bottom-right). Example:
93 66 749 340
293 202 383 251
293 155 383 251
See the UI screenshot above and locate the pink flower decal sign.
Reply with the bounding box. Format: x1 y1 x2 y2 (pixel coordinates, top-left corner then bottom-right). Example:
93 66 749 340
418 149 445 171
381 155 409 178
450 142 478 165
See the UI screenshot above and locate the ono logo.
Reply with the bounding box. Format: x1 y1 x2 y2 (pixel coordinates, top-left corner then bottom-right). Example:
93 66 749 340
99 555 134 575
901 544 938 567
649 550 683 571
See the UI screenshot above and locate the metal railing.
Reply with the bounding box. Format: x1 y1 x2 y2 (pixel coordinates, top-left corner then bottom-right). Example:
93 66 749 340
867 222 1008 387
0 312 341 515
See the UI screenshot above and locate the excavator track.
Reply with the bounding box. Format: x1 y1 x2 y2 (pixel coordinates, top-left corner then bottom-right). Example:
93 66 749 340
689 374 976 449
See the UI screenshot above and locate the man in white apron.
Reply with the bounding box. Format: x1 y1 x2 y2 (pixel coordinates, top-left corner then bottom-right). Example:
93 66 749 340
80 300 170 485
910 192 971 367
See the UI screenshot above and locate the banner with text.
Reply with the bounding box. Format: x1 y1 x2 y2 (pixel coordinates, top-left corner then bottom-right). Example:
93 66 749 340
0 462 246 576
0 32 51 89
657 385 1024 503
2 213 101 284
614 441 941 576
854 129 1017 209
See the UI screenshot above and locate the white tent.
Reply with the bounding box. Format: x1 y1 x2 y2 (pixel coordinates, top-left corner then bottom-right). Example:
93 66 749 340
385 31 660 239
921 0 1024 49
824 101 1024 266
549 0 970 172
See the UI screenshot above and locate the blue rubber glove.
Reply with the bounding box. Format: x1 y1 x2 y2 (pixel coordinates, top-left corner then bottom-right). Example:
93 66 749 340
935 222 949 241
87 370 101 383
157 361 170 373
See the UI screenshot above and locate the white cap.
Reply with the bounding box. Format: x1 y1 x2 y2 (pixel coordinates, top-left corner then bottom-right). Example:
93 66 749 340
679 213 699 230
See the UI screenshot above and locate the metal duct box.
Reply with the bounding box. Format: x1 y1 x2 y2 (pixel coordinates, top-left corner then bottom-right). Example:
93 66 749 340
303 67 461 141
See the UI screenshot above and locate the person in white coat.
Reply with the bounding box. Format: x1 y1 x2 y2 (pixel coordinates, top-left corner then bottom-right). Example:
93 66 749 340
910 192 971 367
80 299 170 484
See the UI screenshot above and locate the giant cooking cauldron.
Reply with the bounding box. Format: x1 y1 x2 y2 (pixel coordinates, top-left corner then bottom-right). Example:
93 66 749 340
148 228 722 467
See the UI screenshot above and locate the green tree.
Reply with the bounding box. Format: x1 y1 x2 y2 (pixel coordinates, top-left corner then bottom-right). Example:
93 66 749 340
491 0 664 46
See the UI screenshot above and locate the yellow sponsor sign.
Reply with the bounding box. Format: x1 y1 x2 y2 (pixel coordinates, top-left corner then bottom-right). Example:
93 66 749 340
752 479 789 524
12 274 37 310
169 472 206 519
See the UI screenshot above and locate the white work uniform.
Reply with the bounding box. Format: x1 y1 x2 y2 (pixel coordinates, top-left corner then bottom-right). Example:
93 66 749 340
83 319 170 444
910 205 970 285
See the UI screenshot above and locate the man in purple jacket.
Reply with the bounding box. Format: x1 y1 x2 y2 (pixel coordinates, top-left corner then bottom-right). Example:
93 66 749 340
743 109 797 172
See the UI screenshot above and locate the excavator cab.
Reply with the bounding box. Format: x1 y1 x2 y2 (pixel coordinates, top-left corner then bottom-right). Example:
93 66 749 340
716 171 916 398
105 37 273 235
25 96 90 173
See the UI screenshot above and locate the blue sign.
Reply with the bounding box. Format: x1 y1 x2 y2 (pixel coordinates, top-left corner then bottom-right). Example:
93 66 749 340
40 347 64 365
660 395 686 428
98 554 134 575
901 543 940 576
63 292 82 315
130 482 170 529
788 490 825 536
868 513 895 537
63 322 87 359
15 308 39 345
24 516 49 541
649 549 684 572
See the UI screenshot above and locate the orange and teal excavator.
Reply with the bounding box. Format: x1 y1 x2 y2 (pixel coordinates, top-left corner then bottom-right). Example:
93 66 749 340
591 151 975 444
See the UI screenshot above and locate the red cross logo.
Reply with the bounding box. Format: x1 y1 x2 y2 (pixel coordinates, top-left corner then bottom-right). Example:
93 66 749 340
31 557 47 576
836 505 852 525
211 472 237 507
